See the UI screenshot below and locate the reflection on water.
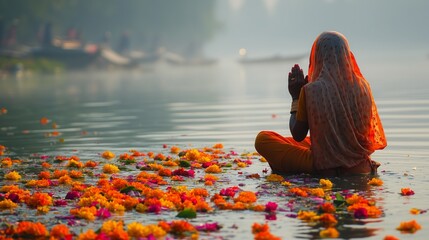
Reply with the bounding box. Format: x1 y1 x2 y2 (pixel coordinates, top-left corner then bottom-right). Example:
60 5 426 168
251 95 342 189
1 57 429 238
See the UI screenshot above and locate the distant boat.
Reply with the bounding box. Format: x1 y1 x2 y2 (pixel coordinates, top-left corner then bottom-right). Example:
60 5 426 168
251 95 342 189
238 54 306 64
30 46 100 69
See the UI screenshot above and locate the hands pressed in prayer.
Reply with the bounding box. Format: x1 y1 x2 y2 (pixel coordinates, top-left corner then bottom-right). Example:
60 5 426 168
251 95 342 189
288 64 308 100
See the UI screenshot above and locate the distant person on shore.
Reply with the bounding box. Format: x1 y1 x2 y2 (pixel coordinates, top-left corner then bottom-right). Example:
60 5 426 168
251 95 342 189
255 31 387 176
42 22 53 48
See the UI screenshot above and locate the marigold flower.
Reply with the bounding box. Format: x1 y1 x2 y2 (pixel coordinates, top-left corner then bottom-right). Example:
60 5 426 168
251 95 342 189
0 199 18 210
309 188 325 197
346 194 368 205
40 117 49 125
319 227 340 238
101 151 115 159
254 231 281 240
70 206 97 221
170 146 181 154
37 205 50 214
77 229 98 240
169 220 197 236
297 210 319 222
266 174 284 182
50 224 70 239
401 188 415 196
234 191 257 203
319 179 333 189
259 157 267 162
41 162 51 168
38 171 51 179
4 171 21 180
368 178 384 186
84 160 98 168
184 149 201 161
26 192 53 208
410 208 421 215
1 157 12 167
252 223 269 234
69 170 83 178
58 175 73 185
15 221 48 237
319 213 337 227
205 164 222 173
26 179 51 188
396 220 421 233
319 202 336 213
289 187 308 197
347 203 382 218
103 164 120 174
237 162 247 168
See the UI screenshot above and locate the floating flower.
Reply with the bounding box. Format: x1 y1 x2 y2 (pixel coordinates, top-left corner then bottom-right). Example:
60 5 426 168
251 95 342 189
368 178 384 186
77 229 98 240
309 188 325 197
266 174 284 182
396 220 421 233
40 117 49 125
1 157 12 167
70 206 97 221
38 171 51 179
26 179 51 188
319 179 333 189
15 221 48 237
103 164 120 174
65 190 82 200
319 213 337 227
67 159 84 168
410 208 421 215
251 223 269 234
0 199 18 210
319 202 336 213
383 235 400 240
101 151 115 159
234 191 257 203
170 146 181 154
205 164 222 173
401 188 415 196
289 187 308 197
219 186 240 197
265 202 278 212
4 171 21 180
319 227 340 238
84 160 98 168
172 168 195 177
297 210 319 222
50 224 70 239
26 192 53 208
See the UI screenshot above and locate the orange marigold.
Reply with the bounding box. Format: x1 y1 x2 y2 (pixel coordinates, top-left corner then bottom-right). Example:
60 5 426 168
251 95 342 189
205 164 222 173
367 178 384 186
396 220 421 233
266 174 284 182
77 229 98 240
234 191 257 203
50 224 70 239
4 171 21 180
15 221 48 237
26 192 53 208
101 151 115 159
252 223 269 234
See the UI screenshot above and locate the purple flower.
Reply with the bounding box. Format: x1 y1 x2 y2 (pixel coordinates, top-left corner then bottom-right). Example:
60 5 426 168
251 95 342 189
6 193 20 203
147 204 162 213
265 213 277 221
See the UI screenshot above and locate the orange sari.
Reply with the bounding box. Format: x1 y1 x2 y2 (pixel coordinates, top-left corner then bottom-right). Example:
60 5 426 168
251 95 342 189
305 31 387 170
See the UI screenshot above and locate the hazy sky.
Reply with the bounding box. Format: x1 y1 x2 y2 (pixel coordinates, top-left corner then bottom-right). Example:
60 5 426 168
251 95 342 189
206 0 429 58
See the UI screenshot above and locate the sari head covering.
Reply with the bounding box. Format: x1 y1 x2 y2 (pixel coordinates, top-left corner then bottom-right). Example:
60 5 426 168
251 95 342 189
304 31 386 170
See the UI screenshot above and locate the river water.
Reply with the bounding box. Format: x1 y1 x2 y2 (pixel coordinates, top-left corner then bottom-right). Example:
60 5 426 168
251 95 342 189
1 53 429 239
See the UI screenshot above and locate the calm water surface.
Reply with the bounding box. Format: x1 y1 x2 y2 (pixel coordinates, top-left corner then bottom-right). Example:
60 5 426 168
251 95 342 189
1 55 429 239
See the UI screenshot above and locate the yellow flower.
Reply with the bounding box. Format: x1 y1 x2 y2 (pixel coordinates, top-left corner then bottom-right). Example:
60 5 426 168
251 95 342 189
281 181 291 187
103 164 120 174
101 220 124 234
0 199 18 210
101 151 115 159
309 188 325 198
170 146 181 154
319 227 340 238
234 191 257 203
37 205 50 214
319 179 333 189
297 210 318 222
259 157 267 162
185 149 201 161
237 162 247 168
5 171 21 180
266 174 284 182
367 178 383 186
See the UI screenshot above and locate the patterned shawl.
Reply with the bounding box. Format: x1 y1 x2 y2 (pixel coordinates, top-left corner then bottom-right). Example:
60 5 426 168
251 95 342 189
304 31 387 170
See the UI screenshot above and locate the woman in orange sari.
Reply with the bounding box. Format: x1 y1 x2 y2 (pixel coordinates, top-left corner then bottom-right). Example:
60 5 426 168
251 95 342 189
255 31 387 176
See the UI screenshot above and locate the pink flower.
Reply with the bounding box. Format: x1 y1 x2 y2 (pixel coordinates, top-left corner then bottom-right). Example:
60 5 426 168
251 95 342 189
54 199 68 206
196 222 221 232
96 208 111 219
265 202 278 212
147 204 162 213
172 168 195 178
265 213 277 220
220 186 240 197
